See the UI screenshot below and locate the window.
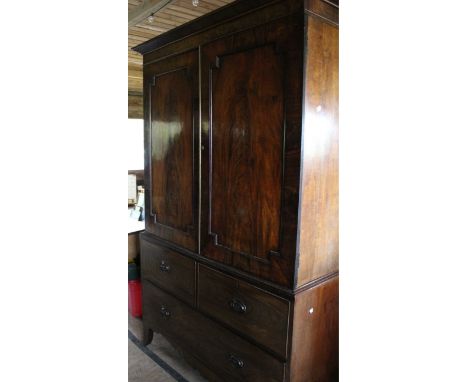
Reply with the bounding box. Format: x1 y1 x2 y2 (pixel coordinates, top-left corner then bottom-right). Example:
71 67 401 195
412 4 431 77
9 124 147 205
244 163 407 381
127 119 144 170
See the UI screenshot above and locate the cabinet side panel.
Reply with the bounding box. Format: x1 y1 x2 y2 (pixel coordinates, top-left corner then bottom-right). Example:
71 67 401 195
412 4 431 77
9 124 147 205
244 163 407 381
297 15 338 287
289 276 339 382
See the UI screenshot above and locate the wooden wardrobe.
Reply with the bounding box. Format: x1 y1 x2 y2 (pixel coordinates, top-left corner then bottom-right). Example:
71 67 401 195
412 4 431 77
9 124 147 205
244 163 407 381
133 0 338 380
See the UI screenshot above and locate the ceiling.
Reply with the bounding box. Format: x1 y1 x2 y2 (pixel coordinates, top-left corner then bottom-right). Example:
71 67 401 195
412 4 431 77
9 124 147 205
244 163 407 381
128 0 235 98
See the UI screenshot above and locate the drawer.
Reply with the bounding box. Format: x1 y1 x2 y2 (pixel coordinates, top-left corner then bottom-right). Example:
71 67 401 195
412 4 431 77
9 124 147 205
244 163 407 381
143 281 285 382
198 265 290 359
140 239 196 306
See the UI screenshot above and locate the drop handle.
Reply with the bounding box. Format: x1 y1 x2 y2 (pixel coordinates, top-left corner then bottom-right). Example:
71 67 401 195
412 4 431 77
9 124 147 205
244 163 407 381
229 354 244 369
160 305 171 318
229 298 247 314
159 261 170 272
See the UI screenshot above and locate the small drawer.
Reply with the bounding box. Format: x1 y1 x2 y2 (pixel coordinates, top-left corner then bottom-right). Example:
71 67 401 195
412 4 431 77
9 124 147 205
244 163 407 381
140 239 195 306
143 281 285 382
198 265 290 359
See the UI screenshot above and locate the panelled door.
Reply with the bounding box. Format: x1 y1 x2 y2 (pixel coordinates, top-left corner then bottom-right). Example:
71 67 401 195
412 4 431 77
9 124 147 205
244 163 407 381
144 49 199 252
200 17 303 287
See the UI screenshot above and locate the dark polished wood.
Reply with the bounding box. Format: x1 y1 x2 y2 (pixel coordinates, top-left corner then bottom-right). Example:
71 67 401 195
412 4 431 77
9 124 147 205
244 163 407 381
143 281 285 382
141 0 303 66
140 238 196 306
198 265 290 359
140 230 297 299
144 49 199 252
136 1 339 380
133 0 301 55
200 14 303 288
140 230 337 299
288 276 339 382
297 14 339 287
150 69 193 230
209 43 283 265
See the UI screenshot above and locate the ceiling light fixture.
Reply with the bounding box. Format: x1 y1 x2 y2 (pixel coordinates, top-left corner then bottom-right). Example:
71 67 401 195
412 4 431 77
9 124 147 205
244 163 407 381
147 13 155 23
192 0 199 6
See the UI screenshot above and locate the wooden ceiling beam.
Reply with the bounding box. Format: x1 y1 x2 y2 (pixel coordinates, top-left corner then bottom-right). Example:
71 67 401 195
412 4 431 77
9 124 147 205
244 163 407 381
128 57 143 66
129 90 143 97
129 0 173 27
128 69 143 79
167 4 204 17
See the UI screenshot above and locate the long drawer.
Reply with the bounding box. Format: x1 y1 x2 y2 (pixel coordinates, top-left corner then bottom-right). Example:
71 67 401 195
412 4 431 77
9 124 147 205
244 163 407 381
140 238 196 306
143 281 285 382
198 265 290 359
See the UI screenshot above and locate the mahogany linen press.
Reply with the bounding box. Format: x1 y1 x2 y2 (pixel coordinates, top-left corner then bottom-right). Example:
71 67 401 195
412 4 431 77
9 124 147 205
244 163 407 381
133 0 339 380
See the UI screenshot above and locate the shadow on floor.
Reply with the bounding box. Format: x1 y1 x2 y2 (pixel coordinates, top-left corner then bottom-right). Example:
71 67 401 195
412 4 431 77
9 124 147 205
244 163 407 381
128 314 208 382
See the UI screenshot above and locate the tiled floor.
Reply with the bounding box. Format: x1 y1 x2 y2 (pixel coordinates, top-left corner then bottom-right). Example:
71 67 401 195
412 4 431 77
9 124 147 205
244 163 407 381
128 314 207 382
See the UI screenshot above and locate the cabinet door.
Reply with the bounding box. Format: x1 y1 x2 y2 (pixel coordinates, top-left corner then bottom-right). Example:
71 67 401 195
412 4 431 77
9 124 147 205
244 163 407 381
144 50 199 252
200 17 303 287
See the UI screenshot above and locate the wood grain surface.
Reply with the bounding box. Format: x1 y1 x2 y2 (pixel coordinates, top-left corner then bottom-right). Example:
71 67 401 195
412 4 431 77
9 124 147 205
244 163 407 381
288 275 339 382
297 14 339 287
143 281 286 382
144 49 199 252
198 264 290 359
200 14 304 288
140 238 196 306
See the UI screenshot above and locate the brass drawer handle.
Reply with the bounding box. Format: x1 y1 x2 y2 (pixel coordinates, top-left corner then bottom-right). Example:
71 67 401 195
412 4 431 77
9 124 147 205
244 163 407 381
160 305 171 318
159 261 171 272
229 354 244 369
229 298 247 314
